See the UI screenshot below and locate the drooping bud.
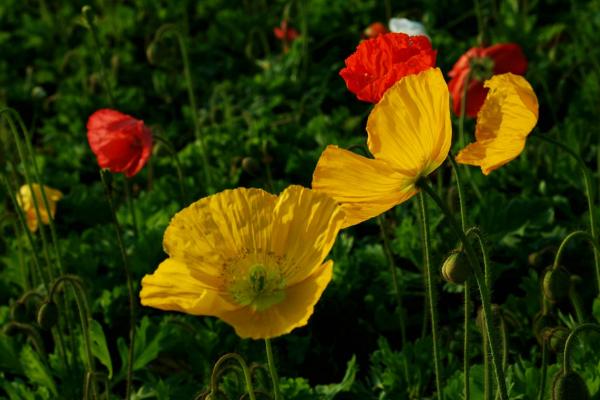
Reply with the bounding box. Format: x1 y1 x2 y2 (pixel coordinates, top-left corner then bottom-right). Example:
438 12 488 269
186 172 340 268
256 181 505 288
37 301 59 330
552 370 589 400
543 266 571 303
533 312 557 344
441 250 470 284
241 157 260 176
543 326 569 353
10 301 28 323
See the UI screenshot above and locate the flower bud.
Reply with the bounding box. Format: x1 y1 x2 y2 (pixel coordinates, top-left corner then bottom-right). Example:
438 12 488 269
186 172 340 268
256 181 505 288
10 301 28 323
533 312 557 344
552 371 589 400
441 250 470 284
543 267 570 303
544 326 569 353
37 301 59 330
241 157 260 176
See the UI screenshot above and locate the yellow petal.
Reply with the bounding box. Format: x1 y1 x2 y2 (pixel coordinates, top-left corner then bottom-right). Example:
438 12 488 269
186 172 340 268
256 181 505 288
312 145 416 228
456 73 539 175
218 260 334 339
163 188 277 282
17 184 63 232
140 258 239 316
367 67 452 177
270 185 344 284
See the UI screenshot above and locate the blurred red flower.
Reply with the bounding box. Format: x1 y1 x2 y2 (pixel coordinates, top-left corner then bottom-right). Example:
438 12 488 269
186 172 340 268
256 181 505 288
448 43 528 117
340 33 436 103
87 109 153 177
363 22 388 39
274 20 299 42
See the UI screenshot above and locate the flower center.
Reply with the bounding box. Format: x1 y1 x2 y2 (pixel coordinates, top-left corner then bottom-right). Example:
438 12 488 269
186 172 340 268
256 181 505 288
226 257 286 311
469 56 494 81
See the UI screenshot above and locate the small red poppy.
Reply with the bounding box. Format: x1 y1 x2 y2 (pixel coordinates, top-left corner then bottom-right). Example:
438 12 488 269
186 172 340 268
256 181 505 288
87 109 153 177
363 22 389 39
448 43 528 117
274 20 299 42
339 33 437 103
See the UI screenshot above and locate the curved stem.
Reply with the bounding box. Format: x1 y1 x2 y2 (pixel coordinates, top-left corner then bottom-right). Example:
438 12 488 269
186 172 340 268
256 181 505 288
562 323 600 373
533 135 600 295
377 215 410 383
553 230 600 269
537 338 548 400
151 25 212 192
264 339 281 400
48 275 98 397
418 180 509 400
417 193 444 399
209 353 256 400
82 6 115 106
100 170 135 399
153 133 187 204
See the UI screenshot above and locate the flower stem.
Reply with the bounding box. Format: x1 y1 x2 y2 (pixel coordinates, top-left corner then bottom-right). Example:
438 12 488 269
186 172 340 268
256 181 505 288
418 180 509 400
123 178 139 237
151 25 213 193
100 170 135 399
417 192 444 400
82 6 115 106
537 337 548 400
209 353 256 400
153 133 187 204
265 339 281 400
562 323 600 373
377 215 410 384
533 134 600 296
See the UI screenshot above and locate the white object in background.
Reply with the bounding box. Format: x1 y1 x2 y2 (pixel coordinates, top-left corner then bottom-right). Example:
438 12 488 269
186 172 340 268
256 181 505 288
388 18 428 38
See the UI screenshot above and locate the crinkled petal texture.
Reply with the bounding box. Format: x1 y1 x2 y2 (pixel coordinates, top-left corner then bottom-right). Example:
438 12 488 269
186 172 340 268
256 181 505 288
313 68 451 228
140 186 345 339
17 184 63 232
456 73 539 175
367 68 452 176
340 33 436 103
448 44 528 117
87 109 153 177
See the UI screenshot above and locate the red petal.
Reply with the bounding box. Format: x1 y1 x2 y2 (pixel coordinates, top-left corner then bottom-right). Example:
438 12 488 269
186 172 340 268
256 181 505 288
484 43 528 75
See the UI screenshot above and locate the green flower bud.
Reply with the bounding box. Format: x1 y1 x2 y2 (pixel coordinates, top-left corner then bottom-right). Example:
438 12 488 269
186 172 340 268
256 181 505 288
533 312 557 344
552 371 589 400
543 267 571 303
10 301 28 323
241 157 260 176
544 326 569 353
37 301 58 330
441 250 470 284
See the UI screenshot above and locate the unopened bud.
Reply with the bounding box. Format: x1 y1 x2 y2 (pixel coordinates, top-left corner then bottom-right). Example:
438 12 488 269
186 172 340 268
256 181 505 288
533 312 557 344
543 266 570 303
37 301 59 330
441 250 470 284
544 326 569 353
241 157 260 176
552 371 589 400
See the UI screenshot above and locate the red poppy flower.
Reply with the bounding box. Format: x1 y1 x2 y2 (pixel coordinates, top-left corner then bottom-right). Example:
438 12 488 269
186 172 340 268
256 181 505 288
363 22 388 39
448 43 528 117
339 33 437 103
87 109 153 177
274 20 299 42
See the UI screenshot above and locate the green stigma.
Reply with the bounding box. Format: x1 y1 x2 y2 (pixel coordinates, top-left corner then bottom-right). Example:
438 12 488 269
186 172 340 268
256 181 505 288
229 263 285 311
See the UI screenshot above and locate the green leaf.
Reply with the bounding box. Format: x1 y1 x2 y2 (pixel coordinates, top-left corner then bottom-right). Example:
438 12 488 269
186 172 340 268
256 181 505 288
315 355 357 399
90 319 113 379
593 298 600 323
19 345 57 396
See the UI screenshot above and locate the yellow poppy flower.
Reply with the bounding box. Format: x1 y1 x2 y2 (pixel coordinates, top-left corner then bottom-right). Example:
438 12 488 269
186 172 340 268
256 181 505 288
17 184 63 232
456 73 538 175
140 185 345 339
312 67 452 228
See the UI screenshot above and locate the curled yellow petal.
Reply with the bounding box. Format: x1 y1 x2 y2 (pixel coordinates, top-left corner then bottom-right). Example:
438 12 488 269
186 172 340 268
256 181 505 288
17 184 63 232
456 73 539 175
312 145 416 228
367 67 452 177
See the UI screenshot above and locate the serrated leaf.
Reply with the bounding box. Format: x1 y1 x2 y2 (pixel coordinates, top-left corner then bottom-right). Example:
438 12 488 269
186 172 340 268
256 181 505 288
19 345 57 396
90 319 113 379
315 355 357 399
